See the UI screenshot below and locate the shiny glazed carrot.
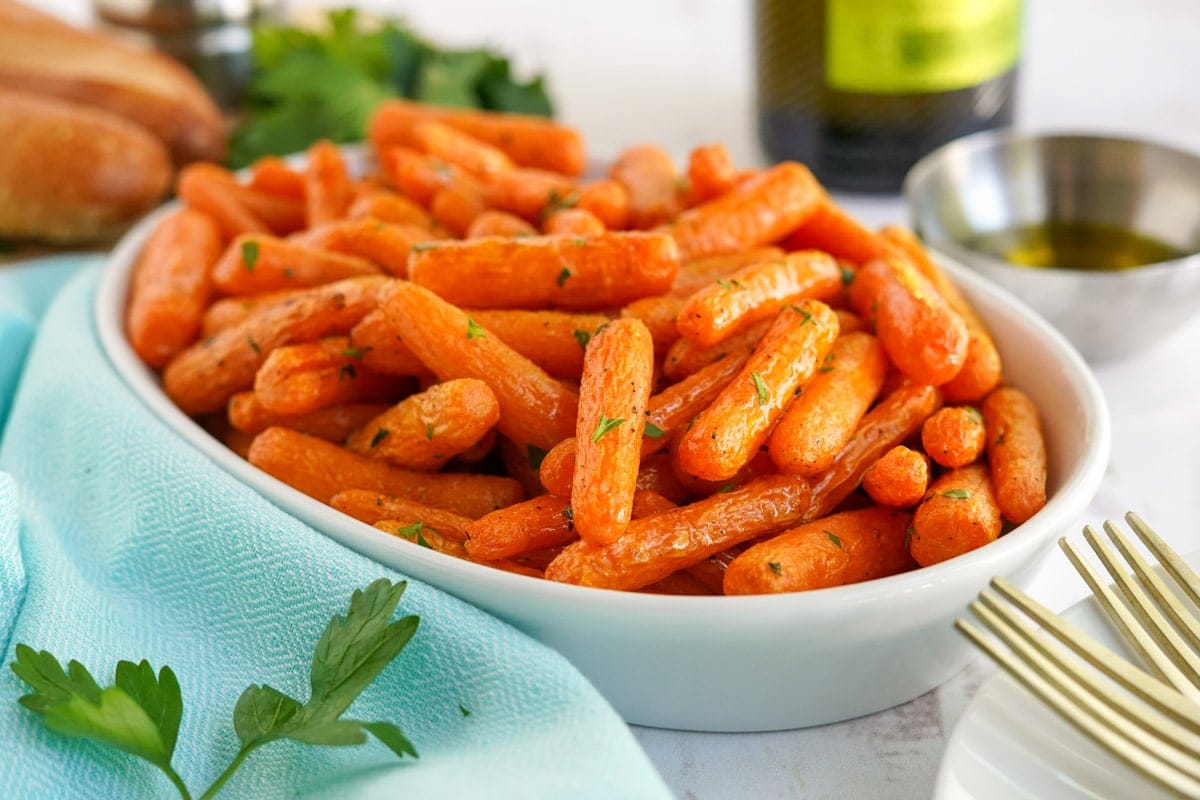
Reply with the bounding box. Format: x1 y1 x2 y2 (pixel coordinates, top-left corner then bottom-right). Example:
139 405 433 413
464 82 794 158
429 173 487 236
861 445 930 508
781 197 894 264
330 490 473 539
575 179 631 230
543 207 606 236
347 188 434 228
982 386 1048 525
685 143 738 205
472 309 610 379
249 156 306 199
620 294 686 356
538 437 575 498
909 462 1003 566
675 249 842 346
373 520 470 559
380 146 458 206
464 495 577 561
767 332 888 476
544 473 812 590
662 319 769 381
851 258 969 387
380 281 578 450
610 144 684 229
227 392 390 440
344 378 500 471
922 405 987 468
253 336 408 416
571 318 655 545
293 218 436 277
163 276 390 415
247 426 523 517
211 234 379 295
466 209 537 238
126 208 222 368
661 161 823 260
368 99 587 175
304 140 356 227
723 506 916 594
410 118 515 178
676 301 839 481
176 163 270 239
407 232 679 310
348 309 434 377
200 289 309 336
480 167 576 222
670 247 785 297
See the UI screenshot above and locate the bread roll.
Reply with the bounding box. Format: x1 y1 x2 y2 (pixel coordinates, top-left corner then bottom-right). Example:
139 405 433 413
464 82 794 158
0 89 171 243
0 0 226 166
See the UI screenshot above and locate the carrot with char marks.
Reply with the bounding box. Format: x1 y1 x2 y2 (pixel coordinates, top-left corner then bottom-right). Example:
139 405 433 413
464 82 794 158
408 232 679 311
677 300 839 482
344 378 500 471
571 318 655 545
909 463 1003 566
247 426 523 518
380 281 578 451
661 161 823 260
982 386 1047 525
211 234 379 295
723 506 916 594
163 276 389 416
675 249 842 346
368 99 587 176
545 473 813 590
126 208 221 368
330 489 472 540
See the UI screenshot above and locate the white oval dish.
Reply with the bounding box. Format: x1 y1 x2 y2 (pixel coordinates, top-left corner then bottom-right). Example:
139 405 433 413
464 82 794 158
96 158 1110 732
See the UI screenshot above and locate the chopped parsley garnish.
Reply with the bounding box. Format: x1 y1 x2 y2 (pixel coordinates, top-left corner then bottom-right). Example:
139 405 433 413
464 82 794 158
768 562 783 576
942 489 972 500
556 267 572 287
643 421 665 439
590 414 625 442
573 329 591 349
370 428 390 448
824 530 842 548
751 372 769 406
526 443 548 470
466 317 486 340
241 240 260 271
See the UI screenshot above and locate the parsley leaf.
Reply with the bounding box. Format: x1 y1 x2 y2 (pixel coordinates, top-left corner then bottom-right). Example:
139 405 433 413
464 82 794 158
572 329 591 349
556 267 572 287
643 421 665 439
942 489 972 500
526 443 548 470
824 530 842 548
591 415 625 442
241 240 260 271
750 372 769 406
370 428 390 448
768 562 783 576
466 317 486 340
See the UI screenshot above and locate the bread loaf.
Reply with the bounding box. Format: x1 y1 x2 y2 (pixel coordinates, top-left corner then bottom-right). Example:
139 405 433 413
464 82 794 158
0 89 171 243
0 0 227 166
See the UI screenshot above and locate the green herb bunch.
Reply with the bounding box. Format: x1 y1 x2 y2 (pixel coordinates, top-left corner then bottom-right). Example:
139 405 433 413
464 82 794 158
230 8 554 167
10 578 419 799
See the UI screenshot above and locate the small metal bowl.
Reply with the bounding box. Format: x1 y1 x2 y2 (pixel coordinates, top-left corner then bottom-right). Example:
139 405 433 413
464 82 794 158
903 130 1200 362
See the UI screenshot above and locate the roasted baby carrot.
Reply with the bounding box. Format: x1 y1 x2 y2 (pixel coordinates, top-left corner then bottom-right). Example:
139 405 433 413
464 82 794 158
466 209 537 238
480 167 576 222
723 506 916 594
304 140 356 227
861 446 930 509
347 188 434 228
429 173 487 236
249 156 306 200
407 232 679 310
571 318 655 545
368 99 587 176
344 378 500 471
630 488 679 518
767 331 888 476
227 392 390 440
676 301 838 481
922 405 986 468
909 463 1003 566
247 426 522 517
544 473 812 590
126 208 222 368
670 247 785 297
464 495 577 562
293 218 436 277
539 438 575 498
163 276 389 416
380 146 459 206
619 294 686 356
211 234 379 295
982 386 1048 525
575 179 631 230
685 143 737 205
380 281 578 450
200 289 309 336
176 163 270 240
543 207 606 236
662 319 769 381
472 309 610 379
781 197 893 264
662 161 823 260
348 309 434 377
330 490 473 539
610 144 684 229
253 336 408 416
675 249 842 346
374 520 470 559
410 118 515 178
850 258 969 387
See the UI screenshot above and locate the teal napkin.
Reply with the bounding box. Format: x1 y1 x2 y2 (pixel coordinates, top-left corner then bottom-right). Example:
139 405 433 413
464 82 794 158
0 257 673 800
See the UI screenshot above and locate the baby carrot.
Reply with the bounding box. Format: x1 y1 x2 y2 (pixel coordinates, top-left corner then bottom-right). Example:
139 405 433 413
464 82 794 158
380 146 459 206
293 218 437 278
163 276 390 416
373 520 470 560
670 247 785 297
575 179 631 230
861 446 930 509
227 392 389 440
471 309 611 380
249 156 305 200
982 386 1048 525
544 473 813 590
329 490 473 539
211 234 379 295
539 438 575 498
344 378 500 471
675 249 842 346
176 163 270 240
620 294 686 356
781 197 894 264
304 140 356 227
368 99 587 176
347 188 434 228
685 143 738 205
429 173 487 236
922 405 987 468
723 506 916 594
571 318 655 545
609 144 684 229
480 167 576 222
407 232 679 311
410 118 515 178
543 207 606 236
126 208 222 368
662 319 769 381
631 488 680 519
347 309 434 377
464 495 577 562
201 289 311 336
767 331 888 476
380 281 579 450
676 301 839 481
247 426 524 517
909 463 1003 566
253 337 408 416
466 209 538 238
662 161 823 260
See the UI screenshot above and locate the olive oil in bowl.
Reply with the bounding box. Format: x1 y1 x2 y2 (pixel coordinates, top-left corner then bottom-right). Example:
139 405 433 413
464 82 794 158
963 221 1186 271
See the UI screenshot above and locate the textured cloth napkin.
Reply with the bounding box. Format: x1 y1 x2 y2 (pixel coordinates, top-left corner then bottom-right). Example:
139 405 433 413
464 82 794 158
0 256 672 800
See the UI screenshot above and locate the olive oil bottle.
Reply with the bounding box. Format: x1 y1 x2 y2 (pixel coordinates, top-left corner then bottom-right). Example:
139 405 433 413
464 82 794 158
755 0 1022 193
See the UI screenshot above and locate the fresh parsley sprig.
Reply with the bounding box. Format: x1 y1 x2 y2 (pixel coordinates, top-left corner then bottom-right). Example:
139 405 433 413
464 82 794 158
10 578 419 800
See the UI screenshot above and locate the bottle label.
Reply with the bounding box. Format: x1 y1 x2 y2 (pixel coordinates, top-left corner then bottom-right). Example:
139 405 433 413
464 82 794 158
825 0 1022 94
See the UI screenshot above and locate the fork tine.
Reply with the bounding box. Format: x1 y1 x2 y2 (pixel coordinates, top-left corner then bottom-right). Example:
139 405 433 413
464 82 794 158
1060 534 1200 701
990 574 1200 730
956 615 1200 798
1103 519 1200 666
1082 524 1200 693
1128 511 1200 609
973 593 1200 764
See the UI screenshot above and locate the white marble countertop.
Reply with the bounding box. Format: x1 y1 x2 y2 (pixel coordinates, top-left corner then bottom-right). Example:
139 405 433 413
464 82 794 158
28 0 1200 796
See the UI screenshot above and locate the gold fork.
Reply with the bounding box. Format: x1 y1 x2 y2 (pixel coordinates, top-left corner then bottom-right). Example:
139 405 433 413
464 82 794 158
956 512 1200 799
